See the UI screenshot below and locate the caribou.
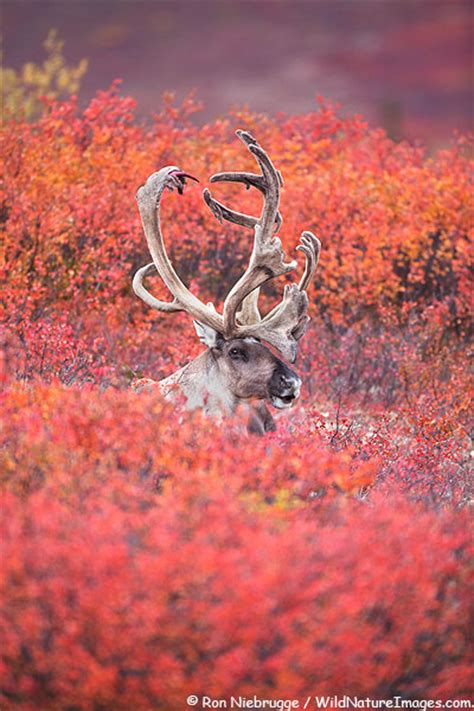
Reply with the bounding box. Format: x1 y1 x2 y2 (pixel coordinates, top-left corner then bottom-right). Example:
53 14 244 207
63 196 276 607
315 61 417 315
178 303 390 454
132 130 320 433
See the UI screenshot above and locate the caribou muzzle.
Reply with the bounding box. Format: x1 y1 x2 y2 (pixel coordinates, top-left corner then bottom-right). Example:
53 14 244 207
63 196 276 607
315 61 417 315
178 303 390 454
268 365 302 409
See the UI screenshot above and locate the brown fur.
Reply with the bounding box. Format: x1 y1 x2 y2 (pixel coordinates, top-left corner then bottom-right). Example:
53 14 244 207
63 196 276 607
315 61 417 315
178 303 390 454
135 336 301 434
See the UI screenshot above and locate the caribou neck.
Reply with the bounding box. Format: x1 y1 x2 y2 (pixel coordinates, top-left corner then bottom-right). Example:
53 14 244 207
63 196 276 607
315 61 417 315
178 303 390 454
159 350 238 417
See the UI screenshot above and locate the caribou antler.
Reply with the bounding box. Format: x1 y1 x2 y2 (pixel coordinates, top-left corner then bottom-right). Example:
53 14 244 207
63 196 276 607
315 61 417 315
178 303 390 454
133 132 321 363
203 130 321 361
203 130 292 334
134 167 224 333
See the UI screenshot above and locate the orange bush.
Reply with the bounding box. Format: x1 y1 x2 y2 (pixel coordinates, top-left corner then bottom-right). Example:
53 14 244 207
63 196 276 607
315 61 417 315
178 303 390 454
2 87 472 344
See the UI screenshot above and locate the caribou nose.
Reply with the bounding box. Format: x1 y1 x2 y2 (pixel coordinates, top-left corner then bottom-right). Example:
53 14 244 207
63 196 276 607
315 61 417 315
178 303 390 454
279 374 293 388
289 376 302 399
276 373 301 398
269 369 302 409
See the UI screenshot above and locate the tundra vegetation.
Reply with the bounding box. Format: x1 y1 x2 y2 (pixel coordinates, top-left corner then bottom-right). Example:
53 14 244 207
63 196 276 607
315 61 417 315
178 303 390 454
0 73 472 709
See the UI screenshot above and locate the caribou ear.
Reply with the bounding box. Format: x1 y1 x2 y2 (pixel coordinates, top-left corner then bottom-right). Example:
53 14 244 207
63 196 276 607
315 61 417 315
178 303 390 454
193 321 223 349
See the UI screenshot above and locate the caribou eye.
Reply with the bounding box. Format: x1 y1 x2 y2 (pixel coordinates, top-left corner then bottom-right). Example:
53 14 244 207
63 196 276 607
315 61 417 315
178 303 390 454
229 347 247 361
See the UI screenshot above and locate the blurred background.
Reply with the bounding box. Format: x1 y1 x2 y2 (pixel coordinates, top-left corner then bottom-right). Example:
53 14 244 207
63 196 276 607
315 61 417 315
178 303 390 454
3 0 472 147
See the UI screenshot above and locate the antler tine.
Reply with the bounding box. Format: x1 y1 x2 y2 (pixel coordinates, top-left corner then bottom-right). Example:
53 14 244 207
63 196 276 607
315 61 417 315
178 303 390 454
221 230 296 336
210 170 266 192
204 130 295 336
202 188 257 230
204 130 283 234
238 232 321 363
297 231 321 291
261 231 321 322
237 130 283 235
132 263 184 313
236 290 261 326
232 232 320 332
201 130 290 334
243 284 310 363
135 167 223 333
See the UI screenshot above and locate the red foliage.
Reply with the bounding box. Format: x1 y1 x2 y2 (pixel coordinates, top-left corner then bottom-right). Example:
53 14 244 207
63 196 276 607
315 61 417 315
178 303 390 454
0 388 472 709
0 86 472 708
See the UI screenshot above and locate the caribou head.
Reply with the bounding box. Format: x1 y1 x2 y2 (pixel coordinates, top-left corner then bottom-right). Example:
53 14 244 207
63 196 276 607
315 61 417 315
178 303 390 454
133 130 320 433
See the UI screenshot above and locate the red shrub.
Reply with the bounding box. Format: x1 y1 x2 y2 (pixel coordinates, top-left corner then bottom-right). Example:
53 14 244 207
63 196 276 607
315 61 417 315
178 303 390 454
1 467 471 709
1 86 472 708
